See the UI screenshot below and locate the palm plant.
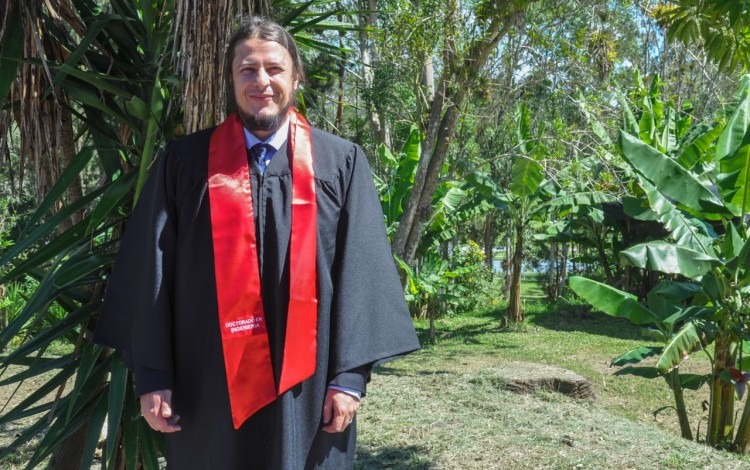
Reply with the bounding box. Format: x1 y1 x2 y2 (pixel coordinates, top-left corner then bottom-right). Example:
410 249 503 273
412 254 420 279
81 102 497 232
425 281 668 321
653 0 750 74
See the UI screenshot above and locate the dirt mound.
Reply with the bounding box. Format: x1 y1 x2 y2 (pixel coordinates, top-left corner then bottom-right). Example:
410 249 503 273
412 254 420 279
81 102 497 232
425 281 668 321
469 361 597 399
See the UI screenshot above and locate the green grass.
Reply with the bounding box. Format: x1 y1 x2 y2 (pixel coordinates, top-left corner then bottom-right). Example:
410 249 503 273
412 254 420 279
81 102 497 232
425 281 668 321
520 275 545 300
356 298 750 469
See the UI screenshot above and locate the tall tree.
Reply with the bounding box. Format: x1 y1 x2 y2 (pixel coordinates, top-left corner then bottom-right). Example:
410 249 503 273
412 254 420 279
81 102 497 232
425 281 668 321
392 0 535 265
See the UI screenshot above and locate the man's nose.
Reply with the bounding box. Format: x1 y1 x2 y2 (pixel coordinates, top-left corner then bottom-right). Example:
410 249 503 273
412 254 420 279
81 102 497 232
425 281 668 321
255 68 270 87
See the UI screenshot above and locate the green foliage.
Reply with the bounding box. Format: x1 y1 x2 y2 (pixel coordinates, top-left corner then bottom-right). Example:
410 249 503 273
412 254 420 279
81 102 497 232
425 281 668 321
510 103 546 199
450 241 494 314
654 0 750 73
568 277 659 326
570 274 710 441
377 126 421 230
398 250 471 318
619 131 726 215
397 241 496 343
570 74 750 453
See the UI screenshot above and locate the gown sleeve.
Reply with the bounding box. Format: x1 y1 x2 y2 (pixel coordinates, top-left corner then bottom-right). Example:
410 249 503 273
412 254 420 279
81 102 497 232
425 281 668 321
94 145 178 396
328 145 421 378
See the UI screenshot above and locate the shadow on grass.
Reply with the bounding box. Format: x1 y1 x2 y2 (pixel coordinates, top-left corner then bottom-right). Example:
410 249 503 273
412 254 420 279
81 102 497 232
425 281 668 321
355 445 432 469
527 307 643 341
374 365 453 376
413 322 522 348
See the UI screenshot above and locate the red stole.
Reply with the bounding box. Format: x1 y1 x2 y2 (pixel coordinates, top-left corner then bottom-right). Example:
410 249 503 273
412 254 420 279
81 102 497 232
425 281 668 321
207 110 318 429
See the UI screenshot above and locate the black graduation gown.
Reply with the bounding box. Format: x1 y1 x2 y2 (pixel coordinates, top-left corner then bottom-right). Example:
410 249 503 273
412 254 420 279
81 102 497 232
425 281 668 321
95 126 420 469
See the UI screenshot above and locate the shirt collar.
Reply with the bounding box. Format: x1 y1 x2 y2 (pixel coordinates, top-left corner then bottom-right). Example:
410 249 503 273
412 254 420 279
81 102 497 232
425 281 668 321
243 116 290 150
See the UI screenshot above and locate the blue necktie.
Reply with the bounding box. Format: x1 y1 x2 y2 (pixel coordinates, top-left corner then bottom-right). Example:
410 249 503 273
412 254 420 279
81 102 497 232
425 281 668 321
251 143 272 174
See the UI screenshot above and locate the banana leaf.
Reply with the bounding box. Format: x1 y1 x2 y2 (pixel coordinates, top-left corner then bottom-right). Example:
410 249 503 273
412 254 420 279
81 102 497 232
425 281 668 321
611 346 662 366
717 75 750 160
619 131 727 215
510 157 544 199
568 276 660 325
656 321 706 373
636 179 715 252
619 241 718 279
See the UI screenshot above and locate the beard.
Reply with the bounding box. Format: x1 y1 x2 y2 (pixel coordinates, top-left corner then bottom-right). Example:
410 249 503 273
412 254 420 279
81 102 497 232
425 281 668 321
238 100 293 135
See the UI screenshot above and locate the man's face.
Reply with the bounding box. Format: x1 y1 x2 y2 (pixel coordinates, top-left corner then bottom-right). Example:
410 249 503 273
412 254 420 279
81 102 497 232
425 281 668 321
231 38 299 138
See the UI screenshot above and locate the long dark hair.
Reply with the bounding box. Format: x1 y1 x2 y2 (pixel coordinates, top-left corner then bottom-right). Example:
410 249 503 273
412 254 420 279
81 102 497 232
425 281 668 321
224 16 305 115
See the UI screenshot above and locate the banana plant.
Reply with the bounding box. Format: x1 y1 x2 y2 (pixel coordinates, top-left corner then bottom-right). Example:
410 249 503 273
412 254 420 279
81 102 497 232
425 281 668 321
396 250 474 343
502 102 561 323
376 125 422 232
569 276 713 440
571 75 750 454
654 0 750 74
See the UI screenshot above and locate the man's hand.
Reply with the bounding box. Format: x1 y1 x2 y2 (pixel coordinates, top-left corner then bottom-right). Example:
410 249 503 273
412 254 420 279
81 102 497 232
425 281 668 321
321 388 360 433
140 389 181 433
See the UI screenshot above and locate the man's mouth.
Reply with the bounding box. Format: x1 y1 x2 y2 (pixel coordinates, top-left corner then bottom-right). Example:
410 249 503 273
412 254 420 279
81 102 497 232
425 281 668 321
249 94 273 101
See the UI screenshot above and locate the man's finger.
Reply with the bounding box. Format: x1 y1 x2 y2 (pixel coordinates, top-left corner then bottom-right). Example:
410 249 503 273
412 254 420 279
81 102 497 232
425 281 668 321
322 398 333 425
146 416 182 433
161 400 173 418
322 412 352 433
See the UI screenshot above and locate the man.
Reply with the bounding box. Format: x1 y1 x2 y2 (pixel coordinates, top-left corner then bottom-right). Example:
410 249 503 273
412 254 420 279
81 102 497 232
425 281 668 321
95 16 419 469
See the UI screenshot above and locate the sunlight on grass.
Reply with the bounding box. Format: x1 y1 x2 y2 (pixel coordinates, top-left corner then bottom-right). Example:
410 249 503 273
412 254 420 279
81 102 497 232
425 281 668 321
356 280 749 469
520 273 545 300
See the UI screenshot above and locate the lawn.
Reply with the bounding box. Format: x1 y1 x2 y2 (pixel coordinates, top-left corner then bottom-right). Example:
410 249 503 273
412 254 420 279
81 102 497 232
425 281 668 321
356 297 750 469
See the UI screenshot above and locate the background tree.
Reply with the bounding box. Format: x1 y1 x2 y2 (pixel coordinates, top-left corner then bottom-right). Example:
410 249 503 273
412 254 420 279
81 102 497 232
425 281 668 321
392 0 536 266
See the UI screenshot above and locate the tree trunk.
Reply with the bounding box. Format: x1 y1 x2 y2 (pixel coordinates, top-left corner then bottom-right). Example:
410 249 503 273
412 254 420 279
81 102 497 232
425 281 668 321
570 243 576 272
428 300 436 343
173 0 235 133
547 239 557 301
593 228 614 285
506 217 524 323
483 211 495 275
708 325 737 447
59 103 83 232
666 368 693 441
559 241 569 296
392 74 456 264
734 392 750 453
13 2 89 464
503 235 512 299
48 422 90 469
422 56 435 102
359 0 390 147
392 7 526 265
